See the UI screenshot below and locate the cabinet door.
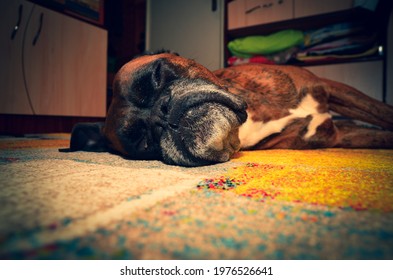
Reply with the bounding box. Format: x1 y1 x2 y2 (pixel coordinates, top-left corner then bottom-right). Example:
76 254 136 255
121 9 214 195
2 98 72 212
23 5 107 117
0 0 34 114
228 0 247 30
228 0 293 30
294 0 353 18
245 0 293 26
147 0 224 70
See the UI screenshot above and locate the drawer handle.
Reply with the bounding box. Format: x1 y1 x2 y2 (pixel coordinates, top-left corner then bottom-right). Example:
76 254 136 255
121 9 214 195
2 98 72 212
245 5 261 14
32 13 43 46
10 4 23 40
245 2 274 14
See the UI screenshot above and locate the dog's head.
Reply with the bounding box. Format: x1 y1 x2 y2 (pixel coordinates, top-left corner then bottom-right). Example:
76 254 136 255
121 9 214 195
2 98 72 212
70 52 247 166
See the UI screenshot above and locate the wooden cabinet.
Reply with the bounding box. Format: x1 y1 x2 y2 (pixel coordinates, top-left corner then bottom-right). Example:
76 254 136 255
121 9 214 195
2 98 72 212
0 0 34 115
0 0 108 117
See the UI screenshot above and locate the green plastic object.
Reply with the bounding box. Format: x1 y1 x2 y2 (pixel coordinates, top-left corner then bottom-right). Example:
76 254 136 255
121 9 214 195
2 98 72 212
228 29 305 58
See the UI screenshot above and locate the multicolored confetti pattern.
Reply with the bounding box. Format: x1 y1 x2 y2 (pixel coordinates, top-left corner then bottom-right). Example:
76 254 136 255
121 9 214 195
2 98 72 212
199 150 393 212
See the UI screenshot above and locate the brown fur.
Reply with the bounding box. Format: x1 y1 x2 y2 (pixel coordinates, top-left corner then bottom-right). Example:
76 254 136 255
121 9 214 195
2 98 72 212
214 63 393 149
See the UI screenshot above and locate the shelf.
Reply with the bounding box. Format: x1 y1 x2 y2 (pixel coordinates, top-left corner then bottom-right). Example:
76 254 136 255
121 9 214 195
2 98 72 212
227 7 374 39
290 54 384 67
224 5 390 68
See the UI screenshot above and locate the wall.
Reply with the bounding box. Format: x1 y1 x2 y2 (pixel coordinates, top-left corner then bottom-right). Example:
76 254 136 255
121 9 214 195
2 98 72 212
146 0 224 70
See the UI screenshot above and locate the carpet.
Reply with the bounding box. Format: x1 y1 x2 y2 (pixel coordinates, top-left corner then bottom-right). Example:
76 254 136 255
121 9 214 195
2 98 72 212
0 134 392 259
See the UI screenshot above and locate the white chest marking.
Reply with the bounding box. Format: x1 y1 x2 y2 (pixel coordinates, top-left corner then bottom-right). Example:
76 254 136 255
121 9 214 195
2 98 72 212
239 94 331 148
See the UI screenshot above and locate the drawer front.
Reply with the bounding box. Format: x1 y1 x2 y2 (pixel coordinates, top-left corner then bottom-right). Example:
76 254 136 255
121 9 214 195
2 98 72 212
228 0 293 30
228 0 246 30
294 0 353 18
246 0 293 26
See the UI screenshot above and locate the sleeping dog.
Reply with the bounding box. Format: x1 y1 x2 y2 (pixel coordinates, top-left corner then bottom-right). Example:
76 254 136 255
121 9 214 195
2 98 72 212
68 51 393 166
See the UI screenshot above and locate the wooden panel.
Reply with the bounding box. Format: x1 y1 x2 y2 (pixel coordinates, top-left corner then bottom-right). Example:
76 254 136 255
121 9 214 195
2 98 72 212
228 0 293 30
228 0 246 30
295 0 353 18
305 61 383 102
0 0 34 114
23 5 107 117
245 0 293 26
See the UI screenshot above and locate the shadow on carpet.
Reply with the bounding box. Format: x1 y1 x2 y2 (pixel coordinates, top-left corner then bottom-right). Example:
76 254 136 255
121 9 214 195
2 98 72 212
0 134 392 259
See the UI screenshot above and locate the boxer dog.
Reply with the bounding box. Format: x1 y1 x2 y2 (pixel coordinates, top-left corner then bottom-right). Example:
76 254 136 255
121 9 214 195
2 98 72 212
67 51 393 166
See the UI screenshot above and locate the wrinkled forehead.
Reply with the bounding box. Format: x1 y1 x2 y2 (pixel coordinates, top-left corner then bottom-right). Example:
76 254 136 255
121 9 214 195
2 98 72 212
115 53 223 86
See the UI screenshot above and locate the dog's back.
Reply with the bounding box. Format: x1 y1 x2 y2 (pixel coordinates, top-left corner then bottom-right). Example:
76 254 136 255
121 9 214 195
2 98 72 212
214 64 393 149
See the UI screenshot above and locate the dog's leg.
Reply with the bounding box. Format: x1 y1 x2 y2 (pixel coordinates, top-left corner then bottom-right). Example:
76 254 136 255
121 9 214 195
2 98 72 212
323 78 393 131
333 120 393 148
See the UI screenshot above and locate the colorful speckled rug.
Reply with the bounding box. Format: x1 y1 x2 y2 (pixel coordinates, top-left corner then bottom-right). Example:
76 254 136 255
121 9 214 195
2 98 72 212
0 134 392 259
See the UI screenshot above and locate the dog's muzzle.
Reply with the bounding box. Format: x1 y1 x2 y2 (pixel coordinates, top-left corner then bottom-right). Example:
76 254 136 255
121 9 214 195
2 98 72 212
153 79 247 166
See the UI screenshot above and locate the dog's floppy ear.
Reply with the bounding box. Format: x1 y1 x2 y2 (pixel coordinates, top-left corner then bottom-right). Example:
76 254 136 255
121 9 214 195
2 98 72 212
65 122 107 152
150 58 179 91
129 58 179 95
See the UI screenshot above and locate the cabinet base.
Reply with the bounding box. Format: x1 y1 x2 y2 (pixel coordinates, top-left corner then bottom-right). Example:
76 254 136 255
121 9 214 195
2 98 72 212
0 114 105 135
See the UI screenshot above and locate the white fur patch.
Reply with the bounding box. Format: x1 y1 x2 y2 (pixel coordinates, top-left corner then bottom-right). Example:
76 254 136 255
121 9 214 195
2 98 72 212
239 94 331 148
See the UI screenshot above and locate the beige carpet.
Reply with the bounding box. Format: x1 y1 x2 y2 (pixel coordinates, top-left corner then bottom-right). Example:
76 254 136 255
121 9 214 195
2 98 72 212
0 134 392 259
